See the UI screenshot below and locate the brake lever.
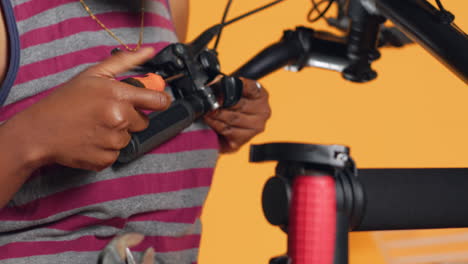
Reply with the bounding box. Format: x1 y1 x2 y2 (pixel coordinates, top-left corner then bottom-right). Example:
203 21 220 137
114 0 288 163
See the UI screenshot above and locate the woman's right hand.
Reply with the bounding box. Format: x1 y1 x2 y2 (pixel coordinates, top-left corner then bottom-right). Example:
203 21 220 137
3 47 170 171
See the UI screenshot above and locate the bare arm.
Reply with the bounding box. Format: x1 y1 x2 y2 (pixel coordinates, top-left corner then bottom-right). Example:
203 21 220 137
0 6 10 83
0 121 46 207
0 6 31 208
169 0 189 42
0 49 170 209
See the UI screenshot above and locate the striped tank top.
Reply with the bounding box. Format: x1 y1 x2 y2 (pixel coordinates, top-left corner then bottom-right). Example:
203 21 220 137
0 0 219 263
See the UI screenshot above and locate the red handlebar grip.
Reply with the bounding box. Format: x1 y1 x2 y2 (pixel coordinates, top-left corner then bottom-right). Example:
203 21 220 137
289 175 336 264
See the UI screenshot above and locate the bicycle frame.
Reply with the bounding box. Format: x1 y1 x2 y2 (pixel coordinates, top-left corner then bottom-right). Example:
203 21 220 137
370 0 467 83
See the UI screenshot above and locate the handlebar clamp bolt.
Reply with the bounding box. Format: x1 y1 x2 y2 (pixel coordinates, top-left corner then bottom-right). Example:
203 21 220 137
173 44 186 57
336 153 349 162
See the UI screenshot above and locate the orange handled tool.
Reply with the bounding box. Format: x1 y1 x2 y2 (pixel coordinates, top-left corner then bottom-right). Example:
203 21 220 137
121 73 166 91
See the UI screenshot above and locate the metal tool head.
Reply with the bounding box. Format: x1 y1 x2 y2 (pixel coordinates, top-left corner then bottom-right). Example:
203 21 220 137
97 233 155 264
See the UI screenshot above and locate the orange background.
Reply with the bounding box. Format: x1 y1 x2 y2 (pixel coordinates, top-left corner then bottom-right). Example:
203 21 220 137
186 1 468 264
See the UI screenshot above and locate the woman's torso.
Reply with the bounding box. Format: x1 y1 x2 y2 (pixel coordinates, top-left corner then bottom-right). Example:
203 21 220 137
0 1 219 263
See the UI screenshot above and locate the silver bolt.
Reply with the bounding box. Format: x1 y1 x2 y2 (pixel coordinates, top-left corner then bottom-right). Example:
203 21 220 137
336 153 349 162
284 65 300 72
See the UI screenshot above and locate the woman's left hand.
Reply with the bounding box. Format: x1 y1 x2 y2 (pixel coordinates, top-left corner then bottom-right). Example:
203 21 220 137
204 78 271 153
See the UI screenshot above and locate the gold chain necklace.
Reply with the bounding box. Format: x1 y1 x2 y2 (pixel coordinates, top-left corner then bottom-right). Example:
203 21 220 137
79 0 145 52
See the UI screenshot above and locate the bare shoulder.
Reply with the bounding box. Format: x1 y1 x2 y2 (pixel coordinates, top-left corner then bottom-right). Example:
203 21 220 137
168 0 189 42
0 5 8 84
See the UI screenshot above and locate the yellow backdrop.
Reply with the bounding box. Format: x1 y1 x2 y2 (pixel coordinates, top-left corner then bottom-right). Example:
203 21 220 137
186 1 468 263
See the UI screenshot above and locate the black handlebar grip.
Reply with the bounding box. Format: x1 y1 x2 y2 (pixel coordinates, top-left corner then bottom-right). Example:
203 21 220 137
117 100 198 163
355 168 468 231
233 41 303 80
